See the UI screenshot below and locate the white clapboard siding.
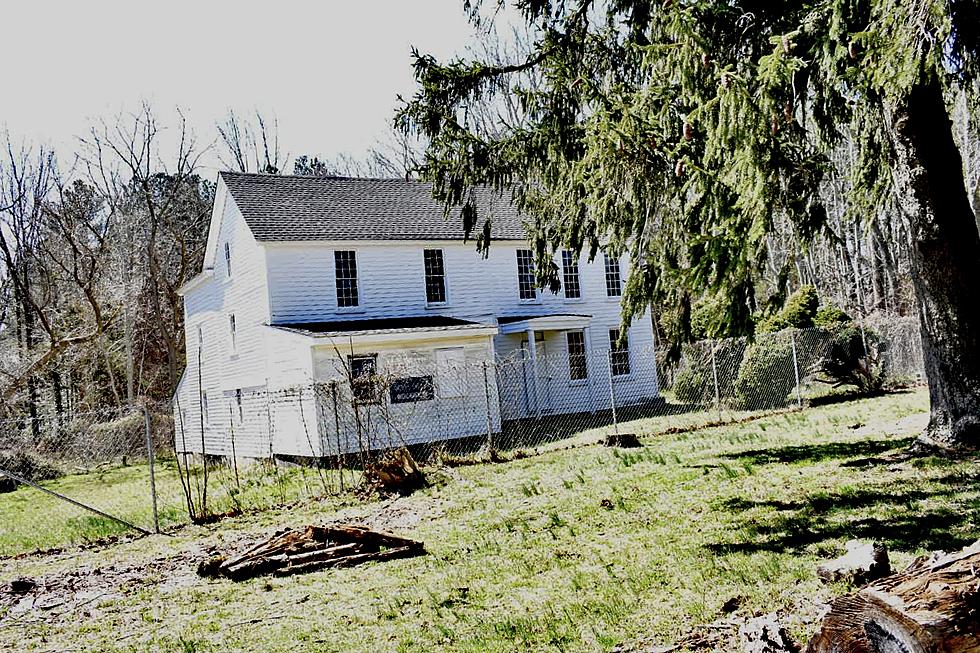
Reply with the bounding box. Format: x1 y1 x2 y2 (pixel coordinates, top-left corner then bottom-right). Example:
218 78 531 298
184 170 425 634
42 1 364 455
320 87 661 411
176 175 659 461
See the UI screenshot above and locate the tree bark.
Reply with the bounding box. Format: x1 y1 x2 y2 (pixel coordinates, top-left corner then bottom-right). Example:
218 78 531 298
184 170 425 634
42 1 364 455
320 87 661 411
805 541 980 653
887 75 980 451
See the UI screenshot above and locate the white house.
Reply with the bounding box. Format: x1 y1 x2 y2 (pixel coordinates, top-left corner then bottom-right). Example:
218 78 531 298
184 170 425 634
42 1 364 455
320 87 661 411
173 172 660 460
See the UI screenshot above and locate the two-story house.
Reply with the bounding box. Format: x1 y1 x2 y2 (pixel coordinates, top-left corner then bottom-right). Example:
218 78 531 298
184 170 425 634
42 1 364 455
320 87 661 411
173 172 660 460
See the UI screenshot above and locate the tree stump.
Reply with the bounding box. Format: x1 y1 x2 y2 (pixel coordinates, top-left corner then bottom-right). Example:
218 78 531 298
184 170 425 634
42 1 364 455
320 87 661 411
363 448 426 495
805 540 980 653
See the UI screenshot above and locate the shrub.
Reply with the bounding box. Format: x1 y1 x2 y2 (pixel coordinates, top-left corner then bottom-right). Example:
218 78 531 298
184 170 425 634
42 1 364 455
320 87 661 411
814 305 851 329
732 335 798 410
672 362 713 404
757 285 819 333
671 339 747 405
815 325 885 394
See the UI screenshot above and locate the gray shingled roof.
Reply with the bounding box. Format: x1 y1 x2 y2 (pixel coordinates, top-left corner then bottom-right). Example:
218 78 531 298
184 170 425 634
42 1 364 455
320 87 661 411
220 172 527 242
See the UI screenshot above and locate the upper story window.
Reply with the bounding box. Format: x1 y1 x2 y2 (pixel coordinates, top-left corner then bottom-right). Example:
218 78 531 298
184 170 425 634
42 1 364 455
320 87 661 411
609 328 631 376
561 250 581 299
228 314 237 355
516 249 537 301
567 331 588 381
224 242 232 278
423 249 447 305
604 252 622 297
334 250 360 308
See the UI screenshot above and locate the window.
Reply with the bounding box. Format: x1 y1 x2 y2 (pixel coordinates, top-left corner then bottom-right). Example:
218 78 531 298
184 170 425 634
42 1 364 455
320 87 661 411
516 249 536 300
562 250 581 299
567 331 588 381
334 250 360 307
348 354 379 403
609 328 631 376
423 249 447 304
201 391 210 425
604 252 622 297
224 242 232 278
235 389 244 422
435 347 466 398
228 314 237 355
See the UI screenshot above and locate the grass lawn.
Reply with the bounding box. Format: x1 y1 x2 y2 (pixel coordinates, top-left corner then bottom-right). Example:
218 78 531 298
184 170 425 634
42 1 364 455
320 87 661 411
0 459 358 556
3 388 977 653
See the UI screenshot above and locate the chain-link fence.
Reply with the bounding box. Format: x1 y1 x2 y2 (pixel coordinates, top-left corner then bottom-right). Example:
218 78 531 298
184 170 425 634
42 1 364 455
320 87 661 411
0 317 925 556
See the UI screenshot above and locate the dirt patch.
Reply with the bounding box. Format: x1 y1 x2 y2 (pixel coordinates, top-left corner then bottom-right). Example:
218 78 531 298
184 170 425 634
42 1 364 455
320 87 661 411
0 552 198 628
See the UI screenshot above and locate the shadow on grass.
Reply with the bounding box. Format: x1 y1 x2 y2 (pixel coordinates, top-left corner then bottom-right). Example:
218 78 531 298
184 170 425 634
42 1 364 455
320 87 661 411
722 436 916 466
708 466 980 555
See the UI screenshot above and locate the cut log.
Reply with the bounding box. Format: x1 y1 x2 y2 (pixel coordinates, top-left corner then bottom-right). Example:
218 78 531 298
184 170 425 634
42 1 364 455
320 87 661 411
198 524 425 581
805 540 980 653
816 540 891 586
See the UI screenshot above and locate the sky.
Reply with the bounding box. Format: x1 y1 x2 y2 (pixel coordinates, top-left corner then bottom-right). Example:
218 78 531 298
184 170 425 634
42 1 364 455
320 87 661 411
2 0 498 175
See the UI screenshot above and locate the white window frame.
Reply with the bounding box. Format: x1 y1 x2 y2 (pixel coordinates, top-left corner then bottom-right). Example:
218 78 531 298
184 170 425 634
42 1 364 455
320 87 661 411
604 252 623 299
224 242 232 279
516 249 539 303
561 250 582 301
347 353 380 404
334 250 364 311
423 248 450 307
609 328 632 378
566 330 588 384
228 314 237 356
201 391 210 426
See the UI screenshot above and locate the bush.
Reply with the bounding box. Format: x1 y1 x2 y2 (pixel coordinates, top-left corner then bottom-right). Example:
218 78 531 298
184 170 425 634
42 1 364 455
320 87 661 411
672 363 713 404
815 325 885 393
814 305 851 329
731 335 798 410
757 285 819 333
671 339 747 405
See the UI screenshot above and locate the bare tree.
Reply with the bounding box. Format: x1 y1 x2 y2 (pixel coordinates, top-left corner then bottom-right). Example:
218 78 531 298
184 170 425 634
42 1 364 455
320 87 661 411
216 109 284 174
80 104 212 394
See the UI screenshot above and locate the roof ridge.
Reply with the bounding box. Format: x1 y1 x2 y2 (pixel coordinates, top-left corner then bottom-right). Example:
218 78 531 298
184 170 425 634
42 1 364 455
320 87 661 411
219 170 424 184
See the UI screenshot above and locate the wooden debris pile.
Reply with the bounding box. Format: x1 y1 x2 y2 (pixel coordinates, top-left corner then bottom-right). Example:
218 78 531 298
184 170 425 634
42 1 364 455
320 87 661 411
198 524 425 581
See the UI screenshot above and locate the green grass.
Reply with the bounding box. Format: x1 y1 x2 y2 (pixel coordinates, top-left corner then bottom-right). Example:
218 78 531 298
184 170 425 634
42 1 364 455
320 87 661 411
0 459 354 556
4 389 977 653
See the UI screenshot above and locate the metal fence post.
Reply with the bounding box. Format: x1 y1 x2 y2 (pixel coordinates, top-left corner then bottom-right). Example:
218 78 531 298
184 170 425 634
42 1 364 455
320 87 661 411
790 330 803 408
482 360 495 451
710 340 721 420
141 405 160 534
606 349 619 436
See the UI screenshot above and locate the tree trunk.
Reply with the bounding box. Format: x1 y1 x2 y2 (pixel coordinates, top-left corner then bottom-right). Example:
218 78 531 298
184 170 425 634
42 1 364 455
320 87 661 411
887 74 980 451
805 541 980 653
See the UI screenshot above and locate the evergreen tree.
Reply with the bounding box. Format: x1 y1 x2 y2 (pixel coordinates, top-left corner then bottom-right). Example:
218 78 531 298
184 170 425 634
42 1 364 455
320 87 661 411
398 0 980 452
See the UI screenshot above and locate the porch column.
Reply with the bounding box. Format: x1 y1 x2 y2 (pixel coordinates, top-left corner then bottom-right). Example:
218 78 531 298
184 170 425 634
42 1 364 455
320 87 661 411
526 327 540 417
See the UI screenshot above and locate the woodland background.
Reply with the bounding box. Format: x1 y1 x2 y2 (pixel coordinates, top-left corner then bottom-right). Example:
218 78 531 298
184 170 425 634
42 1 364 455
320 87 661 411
1 82 977 422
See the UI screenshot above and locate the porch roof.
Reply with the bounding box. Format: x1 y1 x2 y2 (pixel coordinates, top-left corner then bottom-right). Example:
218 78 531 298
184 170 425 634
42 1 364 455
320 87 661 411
496 313 592 334
270 315 498 339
